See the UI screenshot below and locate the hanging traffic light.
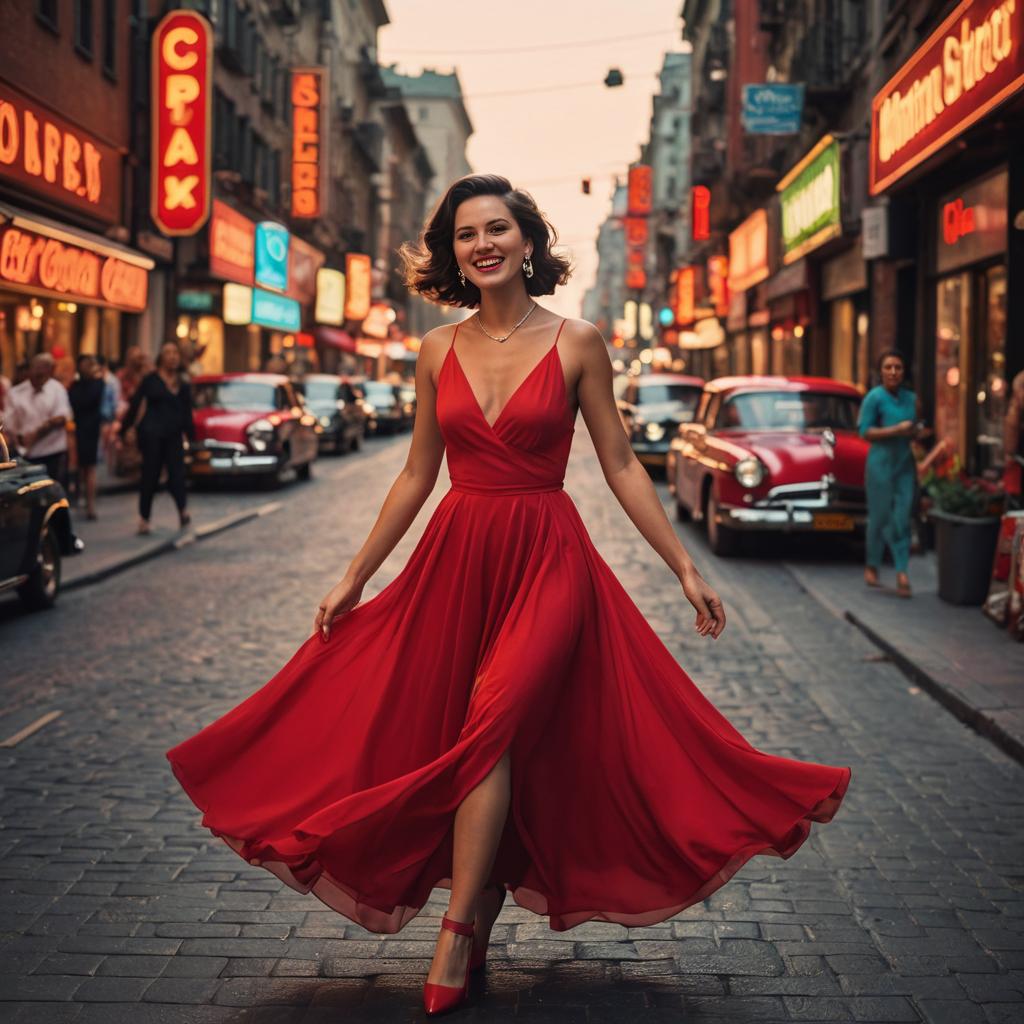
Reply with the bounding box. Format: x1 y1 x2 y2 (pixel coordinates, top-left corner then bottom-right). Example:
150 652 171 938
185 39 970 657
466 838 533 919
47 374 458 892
604 68 624 88
581 178 591 195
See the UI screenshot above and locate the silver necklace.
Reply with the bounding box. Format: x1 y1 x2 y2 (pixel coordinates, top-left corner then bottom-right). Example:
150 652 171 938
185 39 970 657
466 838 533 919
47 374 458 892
475 302 537 343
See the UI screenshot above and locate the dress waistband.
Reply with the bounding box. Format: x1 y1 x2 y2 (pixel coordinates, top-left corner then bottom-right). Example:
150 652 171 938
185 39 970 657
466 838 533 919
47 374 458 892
449 481 564 497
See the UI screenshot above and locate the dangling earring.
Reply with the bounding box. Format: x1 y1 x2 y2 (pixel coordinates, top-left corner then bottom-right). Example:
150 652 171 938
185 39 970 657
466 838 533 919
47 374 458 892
523 254 534 279
458 267 466 287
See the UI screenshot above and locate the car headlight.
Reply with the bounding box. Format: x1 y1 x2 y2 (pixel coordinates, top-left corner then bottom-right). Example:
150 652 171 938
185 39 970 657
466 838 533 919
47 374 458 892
319 415 332 427
246 418 275 452
644 422 665 442
734 457 765 488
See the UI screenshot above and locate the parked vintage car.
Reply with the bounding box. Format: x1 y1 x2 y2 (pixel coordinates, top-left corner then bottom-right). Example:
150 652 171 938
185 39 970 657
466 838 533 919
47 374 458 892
361 380 411 435
0 433 77 609
189 373 319 485
668 376 868 556
617 373 705 470
295 374 368 454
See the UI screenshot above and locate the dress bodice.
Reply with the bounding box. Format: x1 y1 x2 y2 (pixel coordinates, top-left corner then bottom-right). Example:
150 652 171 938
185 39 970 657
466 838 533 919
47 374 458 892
436 321 574 495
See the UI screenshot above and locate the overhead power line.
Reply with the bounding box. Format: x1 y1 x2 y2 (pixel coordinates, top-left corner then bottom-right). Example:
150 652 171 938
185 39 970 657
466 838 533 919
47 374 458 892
464 70 657 101
383 28 676 57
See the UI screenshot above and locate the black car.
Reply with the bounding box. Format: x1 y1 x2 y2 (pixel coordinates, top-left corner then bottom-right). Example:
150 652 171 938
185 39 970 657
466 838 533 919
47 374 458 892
617 373 706 470
0 434 77 610
361 380 409 435
296 374 369 454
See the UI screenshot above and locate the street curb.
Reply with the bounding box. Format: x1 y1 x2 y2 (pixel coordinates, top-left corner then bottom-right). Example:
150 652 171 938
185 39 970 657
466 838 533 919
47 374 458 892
843 610 1024 767
63 501 283 593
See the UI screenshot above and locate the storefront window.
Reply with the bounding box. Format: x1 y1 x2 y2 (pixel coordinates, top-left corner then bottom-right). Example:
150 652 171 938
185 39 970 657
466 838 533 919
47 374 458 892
712 343 730 379
750 329 769 375
935 273 971 463
977 265 1007 475
830 299 855 386
731 332 751 375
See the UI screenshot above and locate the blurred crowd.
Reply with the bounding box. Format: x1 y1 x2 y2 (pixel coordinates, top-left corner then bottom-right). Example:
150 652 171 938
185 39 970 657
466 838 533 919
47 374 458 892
0 345 153 520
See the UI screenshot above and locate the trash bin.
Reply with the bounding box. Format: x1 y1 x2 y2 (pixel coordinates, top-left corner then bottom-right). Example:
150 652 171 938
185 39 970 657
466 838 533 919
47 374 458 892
931 510 1001 606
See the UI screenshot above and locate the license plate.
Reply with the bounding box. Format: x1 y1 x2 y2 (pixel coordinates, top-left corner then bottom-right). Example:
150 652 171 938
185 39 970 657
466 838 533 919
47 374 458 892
813 512 854 531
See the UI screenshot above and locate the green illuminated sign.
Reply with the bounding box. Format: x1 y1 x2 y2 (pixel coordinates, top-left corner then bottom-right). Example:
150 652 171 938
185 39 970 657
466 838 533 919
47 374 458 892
779 137 841 264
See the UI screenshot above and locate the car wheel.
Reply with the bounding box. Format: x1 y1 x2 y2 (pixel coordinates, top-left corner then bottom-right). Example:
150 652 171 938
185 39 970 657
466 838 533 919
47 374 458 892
18 522 61 610
296 461 312 482
705 490 739 557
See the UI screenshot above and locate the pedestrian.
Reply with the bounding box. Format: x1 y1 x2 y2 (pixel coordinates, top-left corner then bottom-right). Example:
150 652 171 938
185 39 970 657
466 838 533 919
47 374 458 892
859 349 923 598
166 173 850 1017
116 345 148 415
68 354 106 520
118 341 194 535
3 352 73 488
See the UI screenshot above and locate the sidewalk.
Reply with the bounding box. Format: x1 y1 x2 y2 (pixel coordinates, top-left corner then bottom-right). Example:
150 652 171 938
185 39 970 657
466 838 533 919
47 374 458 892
787 552 1024 763
62 483 282 591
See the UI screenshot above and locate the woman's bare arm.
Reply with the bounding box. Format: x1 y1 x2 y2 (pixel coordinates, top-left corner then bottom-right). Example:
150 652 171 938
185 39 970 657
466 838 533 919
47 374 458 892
566 320 726 639
315 326 452 638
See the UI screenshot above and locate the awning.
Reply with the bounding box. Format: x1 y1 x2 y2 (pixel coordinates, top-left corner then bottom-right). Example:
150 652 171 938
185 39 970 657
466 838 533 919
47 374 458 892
0 201 155 269
315 325 356 352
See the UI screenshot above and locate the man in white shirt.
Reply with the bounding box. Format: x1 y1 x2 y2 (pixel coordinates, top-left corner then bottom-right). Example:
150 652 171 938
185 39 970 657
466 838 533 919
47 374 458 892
3 353 73 487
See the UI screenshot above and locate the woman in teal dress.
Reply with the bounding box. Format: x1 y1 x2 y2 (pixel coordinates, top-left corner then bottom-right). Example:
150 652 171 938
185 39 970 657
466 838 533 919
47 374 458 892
858 350 921 598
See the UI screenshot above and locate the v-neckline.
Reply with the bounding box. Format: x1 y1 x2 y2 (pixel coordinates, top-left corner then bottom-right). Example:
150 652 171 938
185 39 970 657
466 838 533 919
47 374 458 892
450 336 561 433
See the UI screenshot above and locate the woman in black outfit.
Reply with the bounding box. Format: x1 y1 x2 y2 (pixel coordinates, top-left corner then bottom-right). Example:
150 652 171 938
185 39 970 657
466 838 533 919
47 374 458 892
68 353 106 520
119 341 195 534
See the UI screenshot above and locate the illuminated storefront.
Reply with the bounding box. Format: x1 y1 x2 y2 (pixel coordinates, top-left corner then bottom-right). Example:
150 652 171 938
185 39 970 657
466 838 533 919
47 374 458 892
0 77 152 376
175 200 325 374
726 209 770 377
870 0 1024 475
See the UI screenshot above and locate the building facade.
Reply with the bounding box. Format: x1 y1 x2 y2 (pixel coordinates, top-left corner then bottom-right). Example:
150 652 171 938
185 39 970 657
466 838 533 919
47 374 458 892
0 0 155 381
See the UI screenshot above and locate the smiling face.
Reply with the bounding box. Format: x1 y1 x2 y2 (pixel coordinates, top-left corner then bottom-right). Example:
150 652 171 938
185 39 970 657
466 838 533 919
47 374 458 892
453 195 532 295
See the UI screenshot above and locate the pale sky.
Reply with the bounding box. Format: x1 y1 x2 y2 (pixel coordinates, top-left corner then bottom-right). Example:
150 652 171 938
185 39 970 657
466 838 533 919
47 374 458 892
378 0 687 319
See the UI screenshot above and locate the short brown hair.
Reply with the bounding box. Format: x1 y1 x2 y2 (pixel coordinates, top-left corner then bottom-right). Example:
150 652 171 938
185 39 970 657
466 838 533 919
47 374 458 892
399 173 572 308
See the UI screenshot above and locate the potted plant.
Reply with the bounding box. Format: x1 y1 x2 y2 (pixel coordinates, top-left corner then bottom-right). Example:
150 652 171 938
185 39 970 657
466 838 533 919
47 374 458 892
922 455 1003 605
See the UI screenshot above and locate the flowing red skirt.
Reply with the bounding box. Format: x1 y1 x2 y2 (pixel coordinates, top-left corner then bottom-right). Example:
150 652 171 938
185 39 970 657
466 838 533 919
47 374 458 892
168 487 849 933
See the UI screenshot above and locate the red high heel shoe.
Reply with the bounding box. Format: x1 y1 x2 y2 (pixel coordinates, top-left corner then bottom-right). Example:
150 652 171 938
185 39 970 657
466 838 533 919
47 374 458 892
423 915 474 1017
469 884 507 972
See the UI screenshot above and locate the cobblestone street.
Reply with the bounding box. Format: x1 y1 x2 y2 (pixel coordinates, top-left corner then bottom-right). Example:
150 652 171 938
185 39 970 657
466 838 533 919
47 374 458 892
2 432 1023 1024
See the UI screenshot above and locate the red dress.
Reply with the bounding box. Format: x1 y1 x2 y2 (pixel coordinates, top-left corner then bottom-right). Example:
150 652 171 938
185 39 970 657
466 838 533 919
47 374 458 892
167 319 850 933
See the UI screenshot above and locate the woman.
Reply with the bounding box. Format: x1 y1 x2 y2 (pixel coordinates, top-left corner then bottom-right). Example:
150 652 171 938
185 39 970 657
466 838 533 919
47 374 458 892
859 350 920 597
68 354 106 520
166 175 850 1016
119 341 194 534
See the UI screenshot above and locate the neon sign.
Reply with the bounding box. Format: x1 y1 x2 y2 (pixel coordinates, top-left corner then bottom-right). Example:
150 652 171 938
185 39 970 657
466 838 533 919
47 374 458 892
871 0 1024 194
627 164 653 216
151 10 213 236
0 226 148 311
290 68 329 219
0 80 120 224
692 186 711 240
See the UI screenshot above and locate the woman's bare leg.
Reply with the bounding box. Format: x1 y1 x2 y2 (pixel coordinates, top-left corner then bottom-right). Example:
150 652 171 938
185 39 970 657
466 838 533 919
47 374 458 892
426 751 511 988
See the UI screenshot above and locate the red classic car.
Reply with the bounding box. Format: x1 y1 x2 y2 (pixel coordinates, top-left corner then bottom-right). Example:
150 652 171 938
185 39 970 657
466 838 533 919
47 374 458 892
189 373 319 485
667 376 868 555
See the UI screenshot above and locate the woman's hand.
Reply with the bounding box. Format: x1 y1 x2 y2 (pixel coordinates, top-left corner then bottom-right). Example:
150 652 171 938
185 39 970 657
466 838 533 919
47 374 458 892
680 567 726 639
313 573 364 641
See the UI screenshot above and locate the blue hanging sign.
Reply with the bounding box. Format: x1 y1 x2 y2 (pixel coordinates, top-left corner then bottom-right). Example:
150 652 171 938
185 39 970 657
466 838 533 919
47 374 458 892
254 221 290 291
252 288 301 331
741 84 804 135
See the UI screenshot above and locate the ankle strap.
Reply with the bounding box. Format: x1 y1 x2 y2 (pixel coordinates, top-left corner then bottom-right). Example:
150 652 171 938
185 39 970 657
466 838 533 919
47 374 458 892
441 915 474 937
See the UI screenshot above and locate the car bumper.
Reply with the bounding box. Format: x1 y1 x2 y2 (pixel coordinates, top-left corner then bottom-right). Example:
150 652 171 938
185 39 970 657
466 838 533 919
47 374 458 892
189 450 280 476
631 440 671 464
717 505 867 533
